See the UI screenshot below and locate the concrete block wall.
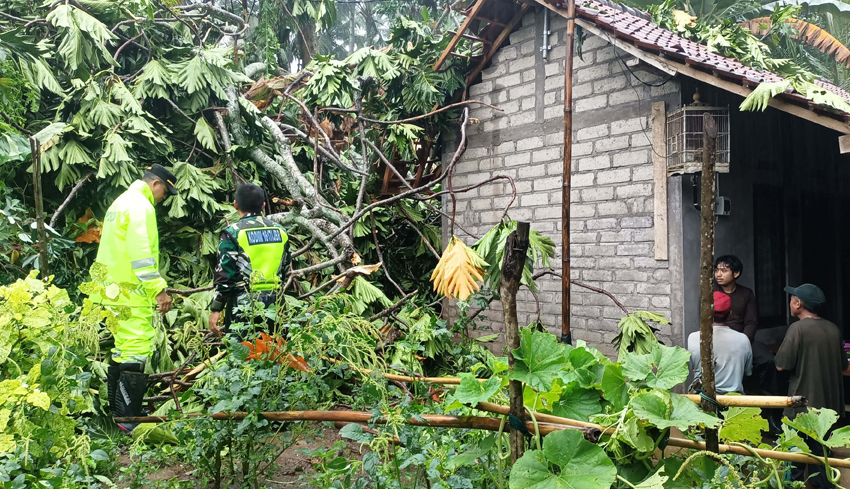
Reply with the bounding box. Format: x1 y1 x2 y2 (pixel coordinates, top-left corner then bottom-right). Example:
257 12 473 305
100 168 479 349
442 9 683 359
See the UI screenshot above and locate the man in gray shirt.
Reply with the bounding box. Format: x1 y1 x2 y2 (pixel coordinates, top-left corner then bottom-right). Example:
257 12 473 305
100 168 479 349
776 283 847 489
688 291 753 394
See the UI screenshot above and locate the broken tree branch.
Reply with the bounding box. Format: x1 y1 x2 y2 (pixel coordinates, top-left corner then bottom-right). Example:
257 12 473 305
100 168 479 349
49 172 92 228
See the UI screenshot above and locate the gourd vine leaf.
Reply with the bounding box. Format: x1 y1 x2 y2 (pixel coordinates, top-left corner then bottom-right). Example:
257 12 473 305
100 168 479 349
551 381 603 422
446 436 495 470
634 468 669 489
719 406 767 445
510 328 567 392
339 423 374 444
622 345 690 390
784 407 838 443
509 429 617 489
601 363 629 410
632 392 720 430
776 424 811 453
825 426 850 448
524 382 562 412
451 373 502 407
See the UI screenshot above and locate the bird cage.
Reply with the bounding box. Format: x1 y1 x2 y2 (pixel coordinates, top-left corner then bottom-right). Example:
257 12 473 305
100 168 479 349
666 95 730 175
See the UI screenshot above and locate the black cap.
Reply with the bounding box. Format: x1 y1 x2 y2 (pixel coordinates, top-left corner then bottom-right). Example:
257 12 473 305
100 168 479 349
784 283 826 308
146 164 178 195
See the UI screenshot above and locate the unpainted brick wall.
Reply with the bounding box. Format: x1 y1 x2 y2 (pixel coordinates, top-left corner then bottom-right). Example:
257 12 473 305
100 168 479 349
441 10 682 360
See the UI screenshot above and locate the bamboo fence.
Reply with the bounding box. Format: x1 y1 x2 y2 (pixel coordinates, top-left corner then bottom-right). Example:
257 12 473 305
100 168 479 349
115 404 850 468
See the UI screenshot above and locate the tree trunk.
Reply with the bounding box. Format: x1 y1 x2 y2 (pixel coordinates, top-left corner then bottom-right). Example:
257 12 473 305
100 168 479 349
699 113 719 453
298 16 317 68
501 221 530 463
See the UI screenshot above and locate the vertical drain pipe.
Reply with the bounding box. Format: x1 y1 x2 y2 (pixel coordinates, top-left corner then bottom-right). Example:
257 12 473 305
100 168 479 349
541 8 551 60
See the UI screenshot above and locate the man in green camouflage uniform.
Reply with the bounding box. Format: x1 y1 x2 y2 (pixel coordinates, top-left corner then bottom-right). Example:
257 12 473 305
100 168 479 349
209 184 290 337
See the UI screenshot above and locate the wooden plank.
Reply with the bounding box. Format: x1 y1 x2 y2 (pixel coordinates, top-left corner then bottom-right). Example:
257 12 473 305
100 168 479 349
651 101 668 261
434 0 490 71
840 134 850 153
448 30 493 44
465 4 529 86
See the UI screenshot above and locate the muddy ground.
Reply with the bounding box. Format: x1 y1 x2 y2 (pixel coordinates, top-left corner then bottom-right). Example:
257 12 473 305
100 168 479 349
115 427 361 488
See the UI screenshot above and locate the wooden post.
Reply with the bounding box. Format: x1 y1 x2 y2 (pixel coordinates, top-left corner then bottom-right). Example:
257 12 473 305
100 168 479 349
501 221 530 463
29 137 49 278
561 0 575 345
699 113 719 452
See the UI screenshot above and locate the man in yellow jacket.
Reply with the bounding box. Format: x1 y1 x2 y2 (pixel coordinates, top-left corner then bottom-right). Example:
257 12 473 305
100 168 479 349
94 164 176 431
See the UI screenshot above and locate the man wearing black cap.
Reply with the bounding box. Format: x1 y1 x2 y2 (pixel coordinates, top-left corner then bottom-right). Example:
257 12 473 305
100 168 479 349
93 164 177 431
775 283 847 488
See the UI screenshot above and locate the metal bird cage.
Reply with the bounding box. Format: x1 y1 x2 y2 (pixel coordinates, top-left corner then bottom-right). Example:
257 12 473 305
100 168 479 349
666 96 730 175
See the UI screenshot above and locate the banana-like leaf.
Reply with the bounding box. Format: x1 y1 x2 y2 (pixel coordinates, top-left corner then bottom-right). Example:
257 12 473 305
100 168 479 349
741 17 850 67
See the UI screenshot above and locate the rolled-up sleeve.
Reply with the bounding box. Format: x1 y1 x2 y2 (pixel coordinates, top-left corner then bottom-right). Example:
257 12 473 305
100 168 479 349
774 324 800 372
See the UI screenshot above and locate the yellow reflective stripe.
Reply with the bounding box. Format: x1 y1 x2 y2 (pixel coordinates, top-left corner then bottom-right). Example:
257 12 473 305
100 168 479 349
131 257 156 269
136 271 162 281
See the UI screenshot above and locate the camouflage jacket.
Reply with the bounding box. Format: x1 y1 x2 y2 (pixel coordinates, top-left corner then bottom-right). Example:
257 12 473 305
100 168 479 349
210 214 291 312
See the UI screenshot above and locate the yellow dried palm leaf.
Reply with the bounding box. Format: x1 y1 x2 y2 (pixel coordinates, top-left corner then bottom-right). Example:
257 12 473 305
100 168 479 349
673 10 697 29
430 236 488 301
741 17 850 67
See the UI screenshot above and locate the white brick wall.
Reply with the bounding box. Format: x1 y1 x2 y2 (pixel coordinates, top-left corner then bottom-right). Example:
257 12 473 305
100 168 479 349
442 12 681 359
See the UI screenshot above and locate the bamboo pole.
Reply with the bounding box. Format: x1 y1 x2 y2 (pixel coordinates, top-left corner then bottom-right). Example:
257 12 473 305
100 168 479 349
699 112 719 452
114 410 599 440
29 137 49 276
681 394 806 408
472 402 850 468
115 406 850 468
323 358 807 408
561 0 575 345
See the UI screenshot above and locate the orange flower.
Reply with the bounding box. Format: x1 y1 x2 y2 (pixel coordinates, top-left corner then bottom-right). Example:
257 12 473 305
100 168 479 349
241 333 312 372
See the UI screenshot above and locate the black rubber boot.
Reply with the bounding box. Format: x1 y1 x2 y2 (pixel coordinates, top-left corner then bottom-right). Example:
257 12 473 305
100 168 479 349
106 361 121 415
112 363 147 432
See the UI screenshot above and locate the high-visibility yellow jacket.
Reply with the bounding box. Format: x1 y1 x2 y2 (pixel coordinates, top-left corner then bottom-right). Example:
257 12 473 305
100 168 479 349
94 180 167 306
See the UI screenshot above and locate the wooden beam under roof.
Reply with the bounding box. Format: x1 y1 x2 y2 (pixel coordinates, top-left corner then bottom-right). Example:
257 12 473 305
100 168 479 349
465 3 530 86
433 0 491 71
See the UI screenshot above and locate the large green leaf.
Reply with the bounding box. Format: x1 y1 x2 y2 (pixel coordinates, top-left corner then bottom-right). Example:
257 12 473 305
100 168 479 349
194 117 217 152
719 407 767 445
826 426 850 448
510 328 567 392
622 345 690 390
551 382 603 422
452 373 502 407
632 392 720 431
784 408 839 443
509 429 617 489
601 364 629 410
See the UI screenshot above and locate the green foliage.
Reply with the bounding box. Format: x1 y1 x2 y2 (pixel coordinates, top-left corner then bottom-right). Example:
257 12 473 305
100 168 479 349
509 430 617 489
510 328 568 392
621 344 690 390
613 311 669 359
474 219 556 293
0 272 119 487
647 0 850 113
719 406 768 444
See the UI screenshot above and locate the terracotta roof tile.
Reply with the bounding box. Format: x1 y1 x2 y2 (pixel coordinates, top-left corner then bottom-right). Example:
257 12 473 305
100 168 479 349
563 0 850 114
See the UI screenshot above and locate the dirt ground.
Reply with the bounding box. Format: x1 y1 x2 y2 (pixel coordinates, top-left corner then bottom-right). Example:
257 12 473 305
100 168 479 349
116 427 359 488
